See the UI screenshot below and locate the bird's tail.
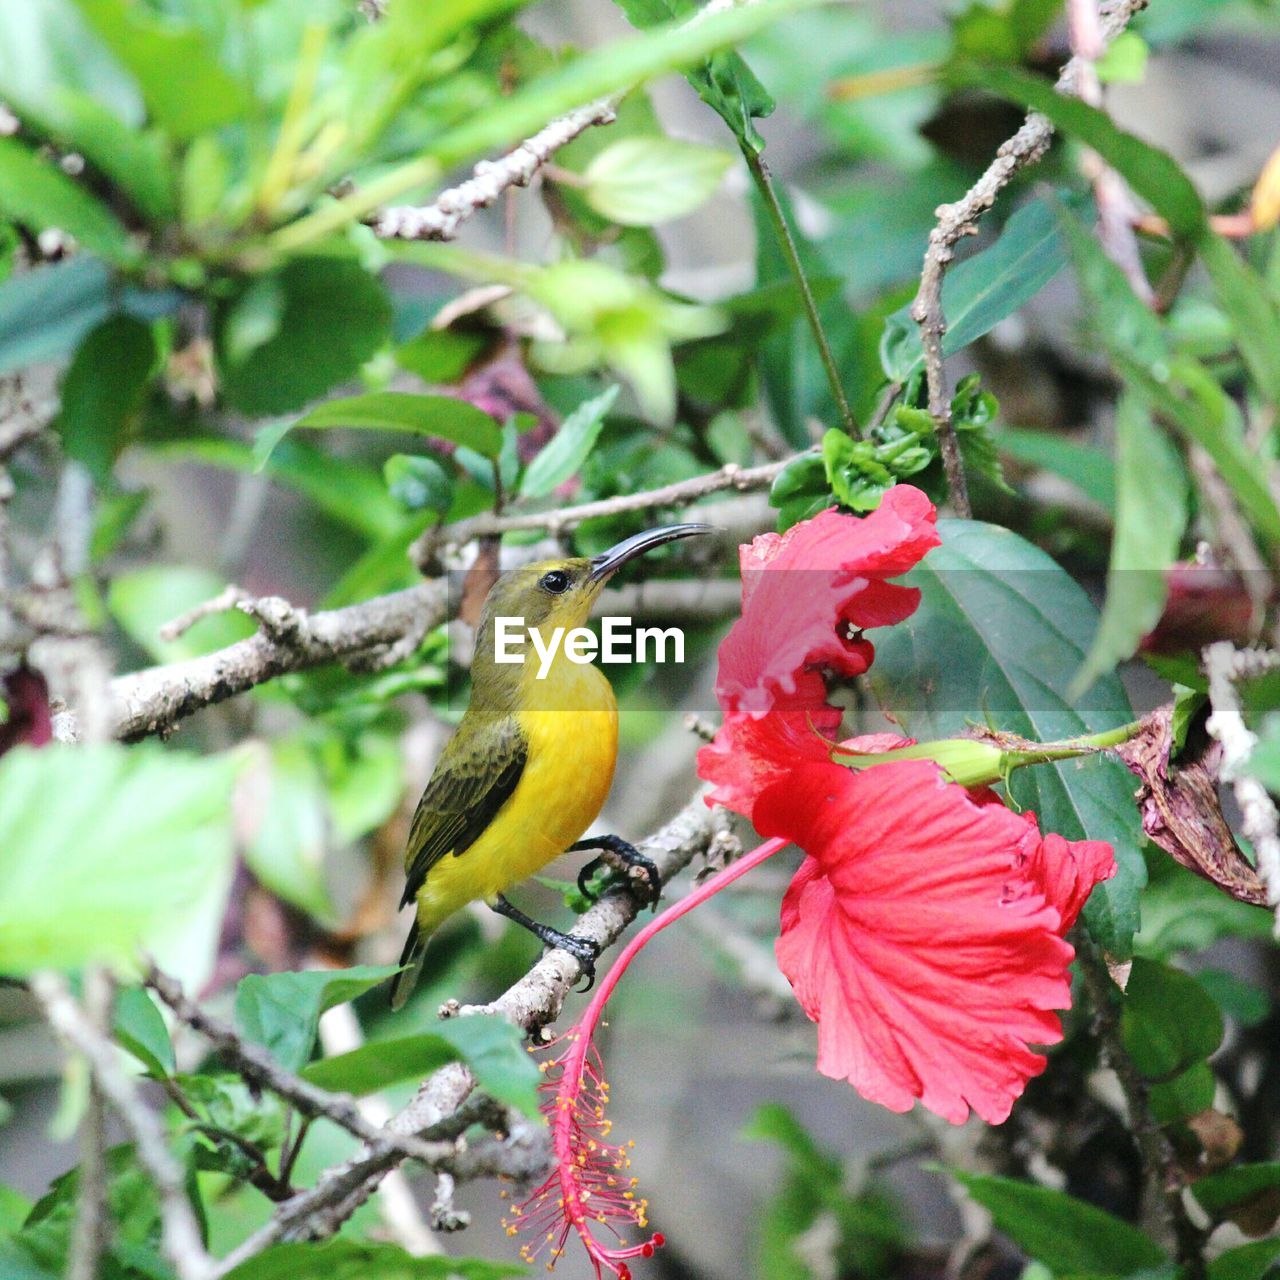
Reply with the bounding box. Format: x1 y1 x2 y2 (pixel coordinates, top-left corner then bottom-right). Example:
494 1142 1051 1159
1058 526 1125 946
389 919 430 1010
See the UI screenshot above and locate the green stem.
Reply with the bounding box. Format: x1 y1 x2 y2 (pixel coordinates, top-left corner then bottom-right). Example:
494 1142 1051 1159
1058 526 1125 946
743 147 860 438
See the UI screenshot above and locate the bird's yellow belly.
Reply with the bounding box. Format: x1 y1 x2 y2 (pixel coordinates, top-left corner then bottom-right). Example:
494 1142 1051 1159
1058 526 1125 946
415 663 618 930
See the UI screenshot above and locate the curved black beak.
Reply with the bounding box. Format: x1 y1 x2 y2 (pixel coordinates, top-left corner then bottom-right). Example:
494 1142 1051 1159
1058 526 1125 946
587 523 715 583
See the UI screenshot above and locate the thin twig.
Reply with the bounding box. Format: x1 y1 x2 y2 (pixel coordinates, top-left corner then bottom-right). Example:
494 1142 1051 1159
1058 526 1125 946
1066 0 1153 302
413 457 792 567
371 0 748 242
145 965 460 1166
1204 642 1280 935
67 968 114 1280
909 0 1150 518
1074 935 1207 1277
375 100 619 241
743 147 859 437
30 972 216 1280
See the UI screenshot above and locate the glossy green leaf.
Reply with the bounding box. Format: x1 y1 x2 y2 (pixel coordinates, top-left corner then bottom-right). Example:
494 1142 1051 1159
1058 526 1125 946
303 1015 540 1115
1072 393 1188 695
1120 957 1224 1079
950 1171 1167 1275
961 61 1205 239
112 986 175 1078
0 745 237 976
869 519 1146 957
520 385 618 497
1148 1061 1215 1123
72 0 248 139
273 392 503 464
55 315 157 481
215 259 392 416
220 1240 525 1280
880 198 1070 381
0 137 137 264
233 966 400 1073
583 137 732 225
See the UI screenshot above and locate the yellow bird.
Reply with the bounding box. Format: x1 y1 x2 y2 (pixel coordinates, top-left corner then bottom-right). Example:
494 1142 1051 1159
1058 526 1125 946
390 523 712 1009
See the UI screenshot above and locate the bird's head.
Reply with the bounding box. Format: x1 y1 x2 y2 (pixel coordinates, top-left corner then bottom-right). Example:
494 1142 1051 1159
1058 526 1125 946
479 523 714 636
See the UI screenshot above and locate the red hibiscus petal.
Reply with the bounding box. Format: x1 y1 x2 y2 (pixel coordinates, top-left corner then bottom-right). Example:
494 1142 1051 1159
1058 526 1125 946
757 760 1114 1125
697 673 839 816
717 489 940 720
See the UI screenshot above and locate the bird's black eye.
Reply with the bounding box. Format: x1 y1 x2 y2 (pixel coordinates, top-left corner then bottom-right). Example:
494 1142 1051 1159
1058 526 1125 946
539 569 571 594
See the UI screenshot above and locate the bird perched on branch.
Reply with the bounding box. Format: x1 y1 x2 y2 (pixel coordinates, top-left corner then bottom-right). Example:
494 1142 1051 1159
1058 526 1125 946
390 523 712 1009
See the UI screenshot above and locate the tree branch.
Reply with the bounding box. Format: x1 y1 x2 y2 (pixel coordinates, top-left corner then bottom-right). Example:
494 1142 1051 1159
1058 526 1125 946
909 0 1150 517
109 579 447 741
30 972 216 1280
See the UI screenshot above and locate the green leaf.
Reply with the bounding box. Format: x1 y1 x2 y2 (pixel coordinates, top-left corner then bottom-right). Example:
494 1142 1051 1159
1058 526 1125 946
0 745 237 976
1057 202 1280 553
868 519 1146 957
1072 393 1188 695
220 1240 526 1280
583 137 732 226
270 391 503 465
233 966 401 1073
611 0 776 152
0 257 177 378
215 259 392 416
243 739 336 925
428 0 805 169
949 1171 1167 1275
0 137 137 265
1199 233 1280 407
880 198 1070 381
72 0 248 139
997 428 1115 511
384 453 454 517
108 565 256 664
0 1185 33 1239
113 986 175 1078
960 61 1205 239
1207 1241 1280 1280
55 315 157 481
1148 1061 1215 1123
303 1016 540 1115
520 385 618 497
1193 1164 1280 1220
1120 957 1224 1080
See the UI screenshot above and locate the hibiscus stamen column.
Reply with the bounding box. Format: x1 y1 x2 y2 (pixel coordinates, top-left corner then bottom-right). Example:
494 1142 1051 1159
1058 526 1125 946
505 836 789 1278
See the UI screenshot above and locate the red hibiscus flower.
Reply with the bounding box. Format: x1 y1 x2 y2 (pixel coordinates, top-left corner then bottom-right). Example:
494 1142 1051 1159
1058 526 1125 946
698 486 940 817
756 760 1116 1124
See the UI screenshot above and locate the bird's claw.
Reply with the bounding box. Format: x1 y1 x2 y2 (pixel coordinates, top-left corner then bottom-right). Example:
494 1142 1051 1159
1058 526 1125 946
572 838 662 911
555 935 600 992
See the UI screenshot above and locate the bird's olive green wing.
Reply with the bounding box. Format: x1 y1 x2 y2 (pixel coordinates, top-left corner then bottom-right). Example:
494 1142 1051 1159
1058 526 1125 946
400 715 527 909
